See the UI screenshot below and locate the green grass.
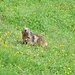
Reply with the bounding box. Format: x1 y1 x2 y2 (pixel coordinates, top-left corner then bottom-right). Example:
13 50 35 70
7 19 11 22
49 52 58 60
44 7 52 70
0 0 75 75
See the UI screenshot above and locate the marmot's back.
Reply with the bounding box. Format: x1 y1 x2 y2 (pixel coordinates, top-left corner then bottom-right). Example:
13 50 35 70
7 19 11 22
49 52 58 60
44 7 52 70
33 34 48 47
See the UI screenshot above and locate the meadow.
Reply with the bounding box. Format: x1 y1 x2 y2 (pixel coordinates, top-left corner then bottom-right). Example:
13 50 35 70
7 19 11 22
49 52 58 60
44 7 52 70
0 0 75 75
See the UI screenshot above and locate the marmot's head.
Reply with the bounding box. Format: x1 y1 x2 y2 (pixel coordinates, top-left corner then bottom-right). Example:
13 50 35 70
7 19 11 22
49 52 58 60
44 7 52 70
22 28 30 35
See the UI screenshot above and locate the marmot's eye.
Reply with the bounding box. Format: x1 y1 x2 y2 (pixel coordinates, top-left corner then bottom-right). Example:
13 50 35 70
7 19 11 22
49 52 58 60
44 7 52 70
25 30 26 32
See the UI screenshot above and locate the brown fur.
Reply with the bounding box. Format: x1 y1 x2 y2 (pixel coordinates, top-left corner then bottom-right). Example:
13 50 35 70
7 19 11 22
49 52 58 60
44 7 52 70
33 34 48 47
22 28 48 47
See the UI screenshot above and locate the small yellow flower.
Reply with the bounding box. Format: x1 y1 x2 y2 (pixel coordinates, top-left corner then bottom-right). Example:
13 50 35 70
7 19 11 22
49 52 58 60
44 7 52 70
55 70 58 74
60 44 64 47
74 6 75 8
62 50 65 52
10 8 14 10
34 54 36 57
65 54 68 56
0 38 2 40
2 42 8 47
73 60 75 62
8 31 9 33
41 50 44 53
54 52 57 56
70 71 72 73
48 60 50 62
2 65 4 67
3 33 8 36
16 52 19 54
62 54 64 56
14 52 19 56
18 66 22 70
5 45 7 47
70 40 72 42
16 36 18 39
58 32 60 34
11 46 14 48
28 46 30 48
54 46 58 48
72 54 74 56
68 68 71 70
10 64 13 66
20 52 23 54
49 42 52 44
36 46 39 49
67 72 70 74
69 26 72 28
73 28 75 31
65 71 67 74
70 36 72 38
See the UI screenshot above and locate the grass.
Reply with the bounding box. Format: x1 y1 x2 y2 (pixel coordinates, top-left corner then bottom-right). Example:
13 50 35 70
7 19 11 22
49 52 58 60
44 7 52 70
0 0 75 75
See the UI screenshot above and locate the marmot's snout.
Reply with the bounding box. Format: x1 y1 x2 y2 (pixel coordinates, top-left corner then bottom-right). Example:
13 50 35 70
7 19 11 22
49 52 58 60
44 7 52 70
25 29 26 32
22 28 30 34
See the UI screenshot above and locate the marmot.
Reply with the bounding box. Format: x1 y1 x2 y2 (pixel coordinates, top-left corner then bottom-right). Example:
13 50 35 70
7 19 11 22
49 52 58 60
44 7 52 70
22 28 48 47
